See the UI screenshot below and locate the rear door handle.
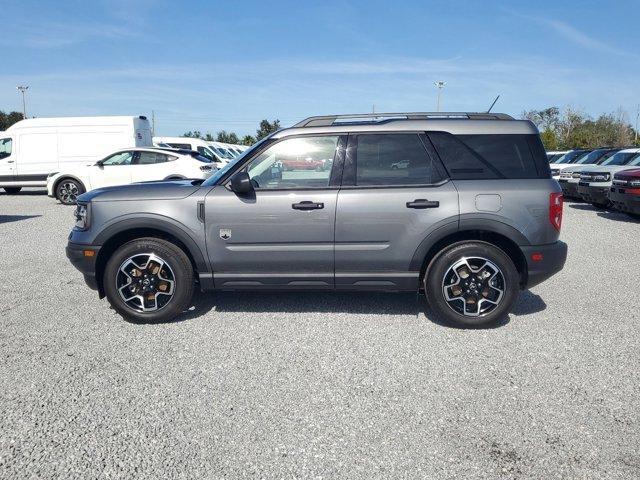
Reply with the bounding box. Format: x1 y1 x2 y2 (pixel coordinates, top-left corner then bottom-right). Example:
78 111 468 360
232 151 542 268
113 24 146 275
292 201 324 210
406 199 440 209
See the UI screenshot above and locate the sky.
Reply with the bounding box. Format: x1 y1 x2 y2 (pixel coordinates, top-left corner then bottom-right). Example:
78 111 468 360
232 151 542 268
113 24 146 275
1 0 639 136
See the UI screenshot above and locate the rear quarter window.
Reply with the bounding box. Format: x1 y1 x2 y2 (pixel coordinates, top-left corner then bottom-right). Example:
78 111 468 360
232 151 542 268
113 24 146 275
428 132 550 180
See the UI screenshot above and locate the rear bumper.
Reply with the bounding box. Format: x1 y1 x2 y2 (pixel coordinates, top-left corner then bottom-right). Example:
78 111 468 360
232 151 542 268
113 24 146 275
66 241 101 291
608 190 640 214
521 241 568 289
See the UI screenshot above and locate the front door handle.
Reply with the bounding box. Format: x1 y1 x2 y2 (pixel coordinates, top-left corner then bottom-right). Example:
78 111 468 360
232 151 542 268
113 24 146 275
406 199 440 209
292 201 324 210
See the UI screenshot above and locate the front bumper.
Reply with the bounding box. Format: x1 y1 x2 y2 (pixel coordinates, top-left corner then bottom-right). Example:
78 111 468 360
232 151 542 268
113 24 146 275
521 241 568 289
577 183 610 204
66 241 101 291
608 189 640 214
559 179 580 198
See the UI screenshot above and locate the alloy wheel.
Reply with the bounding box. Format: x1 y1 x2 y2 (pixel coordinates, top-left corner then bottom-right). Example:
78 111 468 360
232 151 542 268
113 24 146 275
58 182 80 204
116 253 176 312
442 256 505 317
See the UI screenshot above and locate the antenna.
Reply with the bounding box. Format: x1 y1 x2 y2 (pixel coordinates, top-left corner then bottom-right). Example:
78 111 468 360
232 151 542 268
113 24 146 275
487 95 500 113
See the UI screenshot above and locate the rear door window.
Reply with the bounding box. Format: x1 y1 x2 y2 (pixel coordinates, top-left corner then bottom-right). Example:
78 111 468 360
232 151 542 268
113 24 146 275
136 152 169 164
428 132 548 179
352 133 443 186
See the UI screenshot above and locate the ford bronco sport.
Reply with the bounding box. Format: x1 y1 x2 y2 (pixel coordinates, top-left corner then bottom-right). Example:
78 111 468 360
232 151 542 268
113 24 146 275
66 112 568 327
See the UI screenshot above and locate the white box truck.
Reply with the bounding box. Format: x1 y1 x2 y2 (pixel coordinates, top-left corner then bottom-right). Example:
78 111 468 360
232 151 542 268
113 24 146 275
0 116 152 193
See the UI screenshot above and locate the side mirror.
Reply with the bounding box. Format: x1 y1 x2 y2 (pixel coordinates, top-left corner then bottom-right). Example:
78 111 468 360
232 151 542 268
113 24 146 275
230 171 253 194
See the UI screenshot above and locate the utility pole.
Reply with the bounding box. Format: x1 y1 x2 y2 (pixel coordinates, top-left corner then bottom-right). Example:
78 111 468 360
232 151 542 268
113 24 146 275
434 81 446 112
635 104 639 144
16 85 29 119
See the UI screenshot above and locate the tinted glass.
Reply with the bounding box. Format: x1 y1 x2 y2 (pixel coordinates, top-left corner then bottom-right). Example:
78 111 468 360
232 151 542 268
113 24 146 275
602 151 638 166
430 132 547 179
167 143 191 149
245 136 338 189
354 134 441 186
556 150 587 164
576 149 608 164
102 151 133 166
137 152 168 164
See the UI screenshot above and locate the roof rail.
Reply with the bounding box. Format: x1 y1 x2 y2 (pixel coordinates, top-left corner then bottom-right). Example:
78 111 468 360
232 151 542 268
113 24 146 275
293 112 514 128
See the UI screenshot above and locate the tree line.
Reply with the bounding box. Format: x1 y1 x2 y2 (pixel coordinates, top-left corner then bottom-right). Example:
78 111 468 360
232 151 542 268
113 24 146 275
183 119 281 146
0 110 24 130
522 107 639 150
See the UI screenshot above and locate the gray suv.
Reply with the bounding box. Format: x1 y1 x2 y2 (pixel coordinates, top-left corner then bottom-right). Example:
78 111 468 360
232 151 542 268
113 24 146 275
66 112 568 326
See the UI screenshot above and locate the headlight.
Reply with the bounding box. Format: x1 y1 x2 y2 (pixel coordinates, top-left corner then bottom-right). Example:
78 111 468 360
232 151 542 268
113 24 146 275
74 203 90 230
593 173 611 182
630 180 640 187
572 172 582 178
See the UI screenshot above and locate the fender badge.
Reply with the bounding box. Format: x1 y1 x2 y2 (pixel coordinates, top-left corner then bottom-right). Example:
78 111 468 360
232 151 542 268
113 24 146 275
219 228 232 240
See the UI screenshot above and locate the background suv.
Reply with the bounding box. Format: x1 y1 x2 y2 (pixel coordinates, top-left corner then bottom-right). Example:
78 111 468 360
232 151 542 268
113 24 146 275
609 168 640 217
577 148 640 208
66 112 567 327
557 148 619 198
48 147 217 205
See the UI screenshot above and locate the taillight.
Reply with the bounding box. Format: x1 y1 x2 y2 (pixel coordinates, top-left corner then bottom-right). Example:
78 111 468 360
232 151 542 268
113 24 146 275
549 192 563 232
626 188 640 196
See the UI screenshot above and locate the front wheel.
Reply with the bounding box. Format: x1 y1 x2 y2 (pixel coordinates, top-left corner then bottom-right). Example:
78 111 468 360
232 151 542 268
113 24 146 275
425 242 519 327
56 179 85 205
103 238 194 323
3 187 22 194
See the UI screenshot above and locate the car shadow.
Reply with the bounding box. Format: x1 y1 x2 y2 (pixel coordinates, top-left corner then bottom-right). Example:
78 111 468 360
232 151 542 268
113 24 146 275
0 190 47 196
568 203 598 211
0 214 41 224
153 289 547 330
596 211 640 224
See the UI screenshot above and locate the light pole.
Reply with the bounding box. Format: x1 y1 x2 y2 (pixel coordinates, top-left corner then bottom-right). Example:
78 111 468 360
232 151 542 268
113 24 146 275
635 104 639 144
434 81 446 112
16 85 29 119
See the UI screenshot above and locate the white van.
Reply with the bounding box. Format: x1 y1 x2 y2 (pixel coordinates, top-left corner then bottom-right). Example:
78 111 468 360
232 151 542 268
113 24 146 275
0 116 151 193
153 136 227 166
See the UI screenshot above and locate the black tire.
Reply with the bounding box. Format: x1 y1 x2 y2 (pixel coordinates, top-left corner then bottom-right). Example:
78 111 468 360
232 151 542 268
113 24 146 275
56 178 85 205
424 241 519 327
103 237 194 323
3 187 22 194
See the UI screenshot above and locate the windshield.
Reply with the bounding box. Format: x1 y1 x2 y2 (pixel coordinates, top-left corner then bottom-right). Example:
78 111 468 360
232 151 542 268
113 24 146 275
202 137 271 186
555 150 586 164
576 149 608 164
627 154 640 166
601 151 639 166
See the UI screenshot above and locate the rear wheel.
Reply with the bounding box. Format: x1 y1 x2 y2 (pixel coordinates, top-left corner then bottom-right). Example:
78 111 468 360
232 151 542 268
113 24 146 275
103 238 194 323
56 179 84 205
3 187 22 194
425 242 519 327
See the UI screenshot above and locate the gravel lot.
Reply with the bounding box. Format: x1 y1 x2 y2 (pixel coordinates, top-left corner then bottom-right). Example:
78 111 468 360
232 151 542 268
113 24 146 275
1 188 639 479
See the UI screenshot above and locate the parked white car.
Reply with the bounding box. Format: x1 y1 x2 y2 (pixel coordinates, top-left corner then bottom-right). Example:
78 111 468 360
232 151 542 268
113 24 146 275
0 116 152 194
47 147 216 205
153 136 226 166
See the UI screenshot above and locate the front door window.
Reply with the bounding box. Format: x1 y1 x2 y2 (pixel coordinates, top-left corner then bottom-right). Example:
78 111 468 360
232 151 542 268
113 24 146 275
244 136 339 189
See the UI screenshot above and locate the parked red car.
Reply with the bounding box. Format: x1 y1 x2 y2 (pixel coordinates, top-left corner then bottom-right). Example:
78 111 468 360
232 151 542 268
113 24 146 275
609 168 640 217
